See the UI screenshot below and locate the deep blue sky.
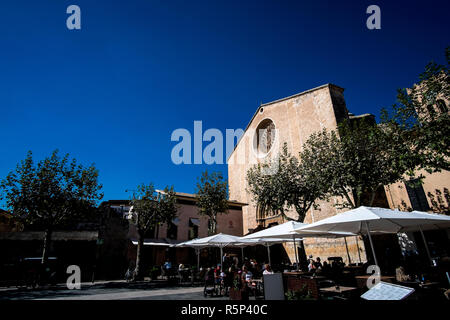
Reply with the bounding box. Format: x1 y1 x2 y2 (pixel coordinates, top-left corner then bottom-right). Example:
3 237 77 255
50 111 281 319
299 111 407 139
0 0 449 204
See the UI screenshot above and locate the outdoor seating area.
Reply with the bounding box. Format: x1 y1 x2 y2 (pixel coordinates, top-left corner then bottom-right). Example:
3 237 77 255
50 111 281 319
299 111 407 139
2 206 448 301
167 207 450 301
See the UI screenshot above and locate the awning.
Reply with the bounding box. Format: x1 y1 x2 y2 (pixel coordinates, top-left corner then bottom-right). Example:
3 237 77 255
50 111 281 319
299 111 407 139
190 218 200 226
131 241 172 247
242 221 305 240
0 231 99 241
131 238 182 247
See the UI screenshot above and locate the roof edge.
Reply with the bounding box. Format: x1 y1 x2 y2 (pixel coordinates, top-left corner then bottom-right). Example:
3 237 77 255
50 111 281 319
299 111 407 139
260 83 344 108
227 83 344 161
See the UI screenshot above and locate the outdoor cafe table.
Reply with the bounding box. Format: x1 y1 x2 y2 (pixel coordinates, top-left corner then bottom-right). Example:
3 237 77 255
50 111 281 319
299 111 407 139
283 272 326 280
320 286 359 299
355 275 396 288
344 266 364 272
398 281 441 289
320 286 358 294
283 271 307 276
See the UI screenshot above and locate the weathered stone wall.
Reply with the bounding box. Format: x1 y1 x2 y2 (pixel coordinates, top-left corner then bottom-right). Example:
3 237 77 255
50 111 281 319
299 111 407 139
385 169 450 214
228 84 367 263
229 83 449 265
128 202 244 241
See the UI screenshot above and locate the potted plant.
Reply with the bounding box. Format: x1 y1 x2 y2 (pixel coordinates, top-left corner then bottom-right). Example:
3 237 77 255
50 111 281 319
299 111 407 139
229 278 242 300
149 266 160 280
285 285 314 301
229 276 251 300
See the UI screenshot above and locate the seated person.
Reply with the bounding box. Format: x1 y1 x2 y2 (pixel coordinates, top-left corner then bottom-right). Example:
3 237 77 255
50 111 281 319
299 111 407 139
204 267 215 286
314 257 323 269
233 256 239 268
233 270 243 290
244 258 251 270
253 263 263 278
164 260 172 271
242 266 253 283
395 266 411 282
198 267 206 280
214 265 222 284
263 264 274 275
308 259 316 272
223 266 235 295
241 266 255 297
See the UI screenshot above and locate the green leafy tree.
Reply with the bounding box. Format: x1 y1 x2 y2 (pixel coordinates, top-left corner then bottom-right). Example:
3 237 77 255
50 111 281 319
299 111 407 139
286 146 327 222
300 119 411 209
246 153 289 220
246 143 325 222
0 150 103 264
195 171 229 235
381 48 450 173
129 184 178 280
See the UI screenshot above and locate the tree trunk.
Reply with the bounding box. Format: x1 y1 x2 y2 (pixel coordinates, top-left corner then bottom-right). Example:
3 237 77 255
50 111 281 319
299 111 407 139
342 186 355 208
209 215 217 235
355 189 361 208
298 240 308 270
134 233 144 281
41 228 53 265
369 190 377 207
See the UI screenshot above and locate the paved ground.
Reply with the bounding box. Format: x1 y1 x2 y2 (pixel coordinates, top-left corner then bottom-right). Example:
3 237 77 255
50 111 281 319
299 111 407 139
0 281 248 300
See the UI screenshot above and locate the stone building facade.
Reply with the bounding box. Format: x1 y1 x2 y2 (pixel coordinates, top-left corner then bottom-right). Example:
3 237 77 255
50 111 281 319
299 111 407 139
227 83 450 265
103 192 245 269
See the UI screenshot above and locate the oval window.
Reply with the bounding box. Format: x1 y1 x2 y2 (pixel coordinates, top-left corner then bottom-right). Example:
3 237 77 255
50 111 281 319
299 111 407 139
253 119 276 157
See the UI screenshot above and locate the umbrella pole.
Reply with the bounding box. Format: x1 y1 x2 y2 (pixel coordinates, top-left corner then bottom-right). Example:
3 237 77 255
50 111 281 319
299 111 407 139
241 247 244 264
196 248 200 271
267 244 272 266
293 235 299 271
344 237 352 265
419 225 433 266
356 236 362 264
220 247 223 273
365 222 378 267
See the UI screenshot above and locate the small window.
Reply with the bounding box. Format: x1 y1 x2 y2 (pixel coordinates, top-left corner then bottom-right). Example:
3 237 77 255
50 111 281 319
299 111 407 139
167 219 178 240
188 218 199 240
405 179 430 211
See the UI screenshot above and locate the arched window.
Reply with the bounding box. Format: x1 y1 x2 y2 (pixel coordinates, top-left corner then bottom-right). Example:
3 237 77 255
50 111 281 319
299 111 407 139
253 119 276 156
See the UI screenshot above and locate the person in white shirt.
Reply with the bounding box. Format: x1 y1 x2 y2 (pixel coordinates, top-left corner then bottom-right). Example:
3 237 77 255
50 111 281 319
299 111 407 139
308 259 316 272
263 264 274 275
242 266 253 282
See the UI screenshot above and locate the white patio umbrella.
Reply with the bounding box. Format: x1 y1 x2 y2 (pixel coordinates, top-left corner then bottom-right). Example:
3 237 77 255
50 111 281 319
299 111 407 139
242 221 356 269
178 233 243 272
234 237 295 266
293 230 359 265
229 240 260 265
242 221 307 240
411 210 450 265
176 238 205 271
294 206 450 266
242 221 306 269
